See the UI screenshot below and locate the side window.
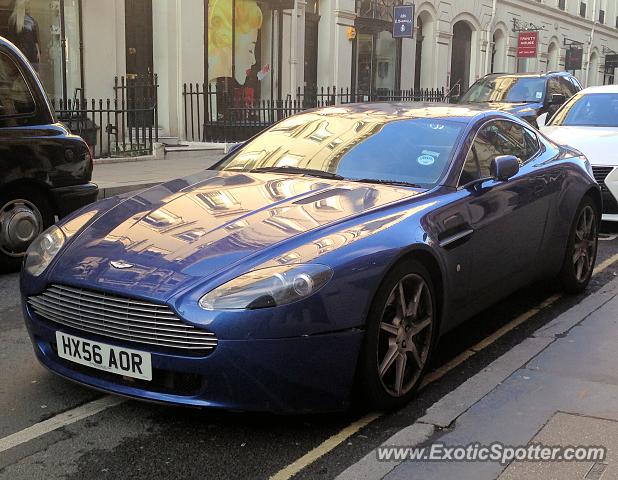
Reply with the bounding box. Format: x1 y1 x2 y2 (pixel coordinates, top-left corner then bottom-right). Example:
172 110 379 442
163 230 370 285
460 123 504 185
558 77 577 97
522 127 540 161
459 121 530 186
0 52 36 126
547 78 561 97
570 77 583 92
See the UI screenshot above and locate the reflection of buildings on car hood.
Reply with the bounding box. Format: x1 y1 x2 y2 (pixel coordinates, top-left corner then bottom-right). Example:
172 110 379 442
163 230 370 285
58 170 422 292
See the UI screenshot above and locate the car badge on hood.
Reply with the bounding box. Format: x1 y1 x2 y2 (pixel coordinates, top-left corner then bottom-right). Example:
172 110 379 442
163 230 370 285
110 260 134 270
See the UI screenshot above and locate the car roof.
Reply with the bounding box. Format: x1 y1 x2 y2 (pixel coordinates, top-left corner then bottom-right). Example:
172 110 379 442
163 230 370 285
303 102 496 124
483 71 572 79
578 84 618 95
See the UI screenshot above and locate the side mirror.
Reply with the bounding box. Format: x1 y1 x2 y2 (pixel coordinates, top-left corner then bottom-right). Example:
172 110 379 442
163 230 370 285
549 93 566 105
490 155 520 182
537 112 548 128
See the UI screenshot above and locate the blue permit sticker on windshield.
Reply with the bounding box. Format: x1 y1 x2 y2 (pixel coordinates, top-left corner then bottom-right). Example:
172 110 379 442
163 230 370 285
417 154 435 166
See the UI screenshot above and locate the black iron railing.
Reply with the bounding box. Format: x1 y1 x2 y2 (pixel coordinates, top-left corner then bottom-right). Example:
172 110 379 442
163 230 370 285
182 84 449 143
53 74 159 158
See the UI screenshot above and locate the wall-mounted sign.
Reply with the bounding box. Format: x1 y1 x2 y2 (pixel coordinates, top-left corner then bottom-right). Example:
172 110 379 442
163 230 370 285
565 46 584 71
517 31 538 58
347 26 357 40
392 5 415 39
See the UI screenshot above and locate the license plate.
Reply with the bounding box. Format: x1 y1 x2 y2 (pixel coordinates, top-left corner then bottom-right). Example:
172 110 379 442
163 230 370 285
55 331 152 381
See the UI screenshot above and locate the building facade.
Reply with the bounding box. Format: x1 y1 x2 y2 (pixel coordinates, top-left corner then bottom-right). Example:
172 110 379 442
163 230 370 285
3 0 618 141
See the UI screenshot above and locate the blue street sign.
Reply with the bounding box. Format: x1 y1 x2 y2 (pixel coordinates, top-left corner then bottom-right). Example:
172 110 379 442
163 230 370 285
393 5 415 38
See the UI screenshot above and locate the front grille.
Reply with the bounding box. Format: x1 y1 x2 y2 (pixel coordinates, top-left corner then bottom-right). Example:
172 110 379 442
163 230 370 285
592 166 614 192
28 284 218 354
602 191 618 214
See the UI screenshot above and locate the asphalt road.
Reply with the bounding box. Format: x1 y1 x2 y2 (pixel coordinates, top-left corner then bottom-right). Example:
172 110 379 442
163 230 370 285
2 226 618 480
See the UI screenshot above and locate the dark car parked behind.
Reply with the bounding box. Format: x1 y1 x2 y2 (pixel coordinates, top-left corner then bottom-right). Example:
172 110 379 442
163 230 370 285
459 72 582 127
0 36 98 272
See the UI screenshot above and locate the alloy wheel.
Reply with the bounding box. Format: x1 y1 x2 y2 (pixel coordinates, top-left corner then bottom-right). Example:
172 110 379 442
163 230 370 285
572 205 597 283
377 273 434 397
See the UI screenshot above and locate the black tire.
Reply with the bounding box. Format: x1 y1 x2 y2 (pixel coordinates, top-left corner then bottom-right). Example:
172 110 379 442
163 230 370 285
0 188 54 274
357 259 438 410
559 196 599 294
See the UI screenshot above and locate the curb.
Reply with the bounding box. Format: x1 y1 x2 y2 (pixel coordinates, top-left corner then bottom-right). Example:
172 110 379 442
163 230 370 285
335 277 618 480
93 155 159 166
97 183 158 199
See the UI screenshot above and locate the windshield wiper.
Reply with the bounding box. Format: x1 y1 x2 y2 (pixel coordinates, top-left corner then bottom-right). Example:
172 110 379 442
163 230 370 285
351 178 423 188
249 166 344 180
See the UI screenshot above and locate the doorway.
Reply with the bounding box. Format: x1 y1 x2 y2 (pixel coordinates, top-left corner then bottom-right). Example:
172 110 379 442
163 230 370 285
304 12 320 92
414 16 423 89
450 21 472 95
125 0 154 127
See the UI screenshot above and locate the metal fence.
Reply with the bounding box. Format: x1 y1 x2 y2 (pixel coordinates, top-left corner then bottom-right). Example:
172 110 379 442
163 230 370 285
182 84 450 143
53 75 159 158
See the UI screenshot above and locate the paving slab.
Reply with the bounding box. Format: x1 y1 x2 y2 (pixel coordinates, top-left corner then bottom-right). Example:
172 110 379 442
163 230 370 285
527 292 618 387
499 412 615 480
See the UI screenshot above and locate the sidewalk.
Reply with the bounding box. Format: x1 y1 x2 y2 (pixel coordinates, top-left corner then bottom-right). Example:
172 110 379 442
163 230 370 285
92 148 225 198
338 278 618 480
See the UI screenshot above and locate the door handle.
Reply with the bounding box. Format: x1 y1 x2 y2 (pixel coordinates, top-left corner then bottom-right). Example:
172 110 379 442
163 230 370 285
438 227 474 248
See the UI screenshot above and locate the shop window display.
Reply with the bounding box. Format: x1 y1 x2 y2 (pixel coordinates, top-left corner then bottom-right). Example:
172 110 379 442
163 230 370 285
0 0 81 101
208 0 264 112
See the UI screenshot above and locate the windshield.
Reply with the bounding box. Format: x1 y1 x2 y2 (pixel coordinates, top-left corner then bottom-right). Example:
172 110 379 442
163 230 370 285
549 93 618 127
461 76 546 103
217 111 465 188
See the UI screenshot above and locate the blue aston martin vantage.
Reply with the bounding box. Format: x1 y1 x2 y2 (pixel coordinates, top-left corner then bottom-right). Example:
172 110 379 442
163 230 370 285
20 104 600 413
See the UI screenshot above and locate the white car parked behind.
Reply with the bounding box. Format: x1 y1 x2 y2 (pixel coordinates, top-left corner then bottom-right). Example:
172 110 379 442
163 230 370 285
541 85 618 222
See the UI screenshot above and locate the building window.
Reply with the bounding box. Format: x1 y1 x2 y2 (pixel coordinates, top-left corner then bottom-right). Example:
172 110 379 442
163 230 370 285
599 9 605 23
353 0 402 96
580 2 587 17
0 0 82 101
207 0 264 99
558 0 566 10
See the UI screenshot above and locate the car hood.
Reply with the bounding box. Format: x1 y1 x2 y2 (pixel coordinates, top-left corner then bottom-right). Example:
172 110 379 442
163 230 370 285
49 170 423 300
541 126 618 166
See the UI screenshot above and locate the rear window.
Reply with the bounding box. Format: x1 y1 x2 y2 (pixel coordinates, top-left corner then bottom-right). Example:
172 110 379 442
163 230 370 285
0 51 36 120
461 76 546 103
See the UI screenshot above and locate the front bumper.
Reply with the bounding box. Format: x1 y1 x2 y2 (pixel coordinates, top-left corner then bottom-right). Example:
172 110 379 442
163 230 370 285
51 183 99 218
23 302 363 414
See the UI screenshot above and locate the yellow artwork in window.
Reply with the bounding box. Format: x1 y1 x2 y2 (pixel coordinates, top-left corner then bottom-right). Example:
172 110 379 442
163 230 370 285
208 0 263 85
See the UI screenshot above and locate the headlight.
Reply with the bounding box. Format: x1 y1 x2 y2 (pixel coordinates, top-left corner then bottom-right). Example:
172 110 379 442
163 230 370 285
199 264 333 310
24 226 66 277
23 210 97 277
